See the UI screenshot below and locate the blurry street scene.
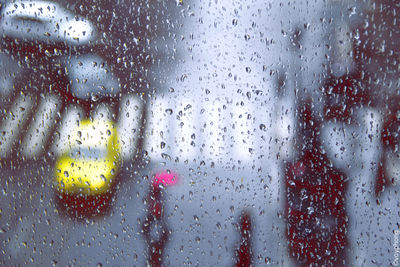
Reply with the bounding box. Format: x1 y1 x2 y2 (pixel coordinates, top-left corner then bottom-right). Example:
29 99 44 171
0 0 399 266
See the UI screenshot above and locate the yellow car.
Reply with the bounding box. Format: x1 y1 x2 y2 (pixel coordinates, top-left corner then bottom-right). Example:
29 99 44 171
54 119 121 196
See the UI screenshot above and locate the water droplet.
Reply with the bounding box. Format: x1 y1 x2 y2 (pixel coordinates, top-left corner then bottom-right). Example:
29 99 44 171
230 206 234 213
91 95 98 102
307 206 314 215
180 74 187 82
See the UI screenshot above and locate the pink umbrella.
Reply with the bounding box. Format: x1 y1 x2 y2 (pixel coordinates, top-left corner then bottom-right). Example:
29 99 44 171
152 171 178 188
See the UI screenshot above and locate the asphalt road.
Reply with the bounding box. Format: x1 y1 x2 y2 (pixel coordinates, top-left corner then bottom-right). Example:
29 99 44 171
0 156 291 266
1 108 399 266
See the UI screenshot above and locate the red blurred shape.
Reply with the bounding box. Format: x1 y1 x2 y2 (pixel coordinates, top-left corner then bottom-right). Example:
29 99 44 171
143 176 171 267
56 192 113 219
376 97 400 197
285 99 348 266
235 211 252 267
322 75 369 123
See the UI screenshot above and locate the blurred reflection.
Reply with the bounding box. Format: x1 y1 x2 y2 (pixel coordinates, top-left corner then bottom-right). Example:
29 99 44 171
285 100 348 266
1 0 122 120
377 95 400 196
54 119 121 218
360 1 400 200
142 173 176 267
1 0 96 44
234 210 253 267
356 0 400 105
55 189 114 219
1 0 400 265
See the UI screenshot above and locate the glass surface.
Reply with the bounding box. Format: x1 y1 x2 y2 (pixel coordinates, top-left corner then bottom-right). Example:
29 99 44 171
69 148 107 160
1 0 399 266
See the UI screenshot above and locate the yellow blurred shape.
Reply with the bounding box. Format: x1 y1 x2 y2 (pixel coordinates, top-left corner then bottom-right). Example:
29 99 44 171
54 119 121 195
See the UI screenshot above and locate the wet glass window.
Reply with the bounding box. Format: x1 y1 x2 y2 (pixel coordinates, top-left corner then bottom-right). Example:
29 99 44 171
1 0 399 266
69 148 107 160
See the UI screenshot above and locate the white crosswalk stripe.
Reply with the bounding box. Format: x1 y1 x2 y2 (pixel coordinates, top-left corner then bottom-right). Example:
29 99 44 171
0 94 33 158
273 96 295 160
201 98 227 162
144 96 173 161
117 95 144 160
51 104 84 156
232 102 256 161
21 94 60 157
171 97 198 161
92 103 113 121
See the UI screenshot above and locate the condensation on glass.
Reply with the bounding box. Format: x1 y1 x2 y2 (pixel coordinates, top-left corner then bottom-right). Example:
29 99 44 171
0 0 398 266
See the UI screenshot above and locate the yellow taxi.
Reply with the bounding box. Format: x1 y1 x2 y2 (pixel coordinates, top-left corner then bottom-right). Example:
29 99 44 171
54 119 121 196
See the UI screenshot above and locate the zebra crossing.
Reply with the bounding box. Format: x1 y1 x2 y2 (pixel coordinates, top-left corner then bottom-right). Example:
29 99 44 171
143 94 279 163
0 94 145 161
0 88 385 175
0 91 294 162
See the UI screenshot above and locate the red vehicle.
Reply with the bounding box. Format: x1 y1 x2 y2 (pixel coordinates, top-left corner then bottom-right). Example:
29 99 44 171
285 99 348 266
